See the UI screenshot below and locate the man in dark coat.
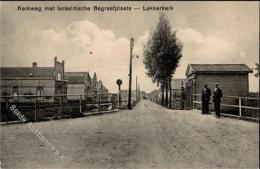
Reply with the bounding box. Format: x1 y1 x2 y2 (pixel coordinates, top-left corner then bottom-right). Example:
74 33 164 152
213 83 223 118
201 84 211 114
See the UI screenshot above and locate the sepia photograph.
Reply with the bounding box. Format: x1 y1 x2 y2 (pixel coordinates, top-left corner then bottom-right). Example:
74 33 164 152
0 1 259 169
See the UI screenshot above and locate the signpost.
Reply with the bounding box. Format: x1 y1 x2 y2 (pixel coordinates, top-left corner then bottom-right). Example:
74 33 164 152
116 79 122 108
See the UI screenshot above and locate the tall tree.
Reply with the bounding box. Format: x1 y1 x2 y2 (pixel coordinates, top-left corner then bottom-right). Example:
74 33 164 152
143 13 183 106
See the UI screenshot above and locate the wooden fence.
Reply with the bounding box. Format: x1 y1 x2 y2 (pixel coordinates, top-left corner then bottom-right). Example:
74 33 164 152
0 93 140 123
193 94 259 120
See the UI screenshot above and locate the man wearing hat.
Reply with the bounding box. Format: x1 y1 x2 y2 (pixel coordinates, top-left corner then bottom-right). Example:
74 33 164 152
213 83 223 118
201 84 211 114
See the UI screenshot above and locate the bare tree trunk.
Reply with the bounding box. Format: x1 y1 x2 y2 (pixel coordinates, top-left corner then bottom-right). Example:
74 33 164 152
161 82 164 105
169 77 172 108
165 79 168 106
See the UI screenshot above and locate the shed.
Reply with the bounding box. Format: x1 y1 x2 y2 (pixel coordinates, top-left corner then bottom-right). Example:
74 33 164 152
185 64 253 108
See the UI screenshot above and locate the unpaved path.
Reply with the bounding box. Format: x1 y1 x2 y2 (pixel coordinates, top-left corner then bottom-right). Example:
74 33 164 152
0 100 258 169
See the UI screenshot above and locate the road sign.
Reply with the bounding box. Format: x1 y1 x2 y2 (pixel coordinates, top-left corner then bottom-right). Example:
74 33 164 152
116 79 122 86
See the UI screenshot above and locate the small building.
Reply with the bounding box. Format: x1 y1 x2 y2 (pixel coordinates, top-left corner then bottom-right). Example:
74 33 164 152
168 78 186 109
65 72 109 101
171 79 185 99
65 72 91 101
185 64 253 109
149 90 160 102
0 57 67 102
98 80 108 94
88 73 108 100
119 89 138 107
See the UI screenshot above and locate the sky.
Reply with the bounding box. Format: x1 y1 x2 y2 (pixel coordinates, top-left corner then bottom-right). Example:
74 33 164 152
0 1 259 93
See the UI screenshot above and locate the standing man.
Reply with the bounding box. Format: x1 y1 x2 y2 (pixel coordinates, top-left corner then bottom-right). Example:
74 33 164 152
201 84 211 114
213 83 223 118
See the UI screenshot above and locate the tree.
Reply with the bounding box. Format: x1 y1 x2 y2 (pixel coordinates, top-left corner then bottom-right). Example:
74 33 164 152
143 13 183 106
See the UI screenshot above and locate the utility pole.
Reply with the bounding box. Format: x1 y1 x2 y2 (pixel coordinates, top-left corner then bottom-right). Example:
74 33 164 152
136 76 138 101
128 38 134 109
138 84 140 100
98 80 102 113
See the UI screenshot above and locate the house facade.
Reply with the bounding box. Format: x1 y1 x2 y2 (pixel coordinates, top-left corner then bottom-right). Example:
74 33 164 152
97 80 109 101
184 64 253 109
65 72 109 101
169 78 186 109
65 72 91 100
0 57 67 102
170 79 185 99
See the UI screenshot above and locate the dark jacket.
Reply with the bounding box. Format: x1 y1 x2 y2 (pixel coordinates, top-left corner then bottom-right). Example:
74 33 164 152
201 88 211 102
213 88 223 102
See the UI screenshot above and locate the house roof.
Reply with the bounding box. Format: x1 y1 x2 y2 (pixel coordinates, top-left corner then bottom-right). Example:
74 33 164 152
171 79 185 90
186 64 253 76
149 90 160 98
65 72 89 84
66 76 85 84
65 72 89 77
0 67 55 79
96 80 108 91
101 84 108 91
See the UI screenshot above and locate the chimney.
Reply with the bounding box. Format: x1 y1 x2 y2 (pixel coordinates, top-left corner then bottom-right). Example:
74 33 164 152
54 56 57 67
62 60 65 79
32 62 37 68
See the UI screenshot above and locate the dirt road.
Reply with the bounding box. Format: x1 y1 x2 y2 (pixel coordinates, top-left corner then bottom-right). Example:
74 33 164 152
0 100 258 169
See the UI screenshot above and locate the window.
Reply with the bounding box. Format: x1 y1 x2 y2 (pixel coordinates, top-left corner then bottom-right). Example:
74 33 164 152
36 86 44 101
57 73 61 80
12 86 18 100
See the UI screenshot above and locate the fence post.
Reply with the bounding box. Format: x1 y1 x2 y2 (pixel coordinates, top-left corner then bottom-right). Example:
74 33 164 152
59 96 62 119
239 98 242 116
34 98 37 122
192 95 195 109
5 98 9 122
98 93 101 113
79 95 82 114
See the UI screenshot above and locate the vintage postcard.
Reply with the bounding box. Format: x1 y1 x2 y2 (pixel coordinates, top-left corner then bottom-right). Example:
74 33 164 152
0 1 259 169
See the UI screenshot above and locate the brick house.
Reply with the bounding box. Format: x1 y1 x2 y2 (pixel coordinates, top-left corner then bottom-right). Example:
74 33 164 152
0 57 67 102
184 64 253 109
89 73 108 99
170 79 185 99
65 72 108 101
91 72 98 95
98 80 109 100
65 72 91 100
168 79 186 109
148 90 160 102
157 79 184 101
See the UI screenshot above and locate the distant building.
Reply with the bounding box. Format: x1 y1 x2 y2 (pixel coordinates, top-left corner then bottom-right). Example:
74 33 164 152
65 72 109 101
89 72 98 98
170 79 185 99
149 90 160 102
88 73 109 100
120 89 138 105
168 78 186 109
184 64 253 108
0 57 67 102
156 79 184 98
65 72 91 100
97 80 109 100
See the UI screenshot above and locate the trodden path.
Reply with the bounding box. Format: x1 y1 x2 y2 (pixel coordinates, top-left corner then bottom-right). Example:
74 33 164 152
0 100 259 169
